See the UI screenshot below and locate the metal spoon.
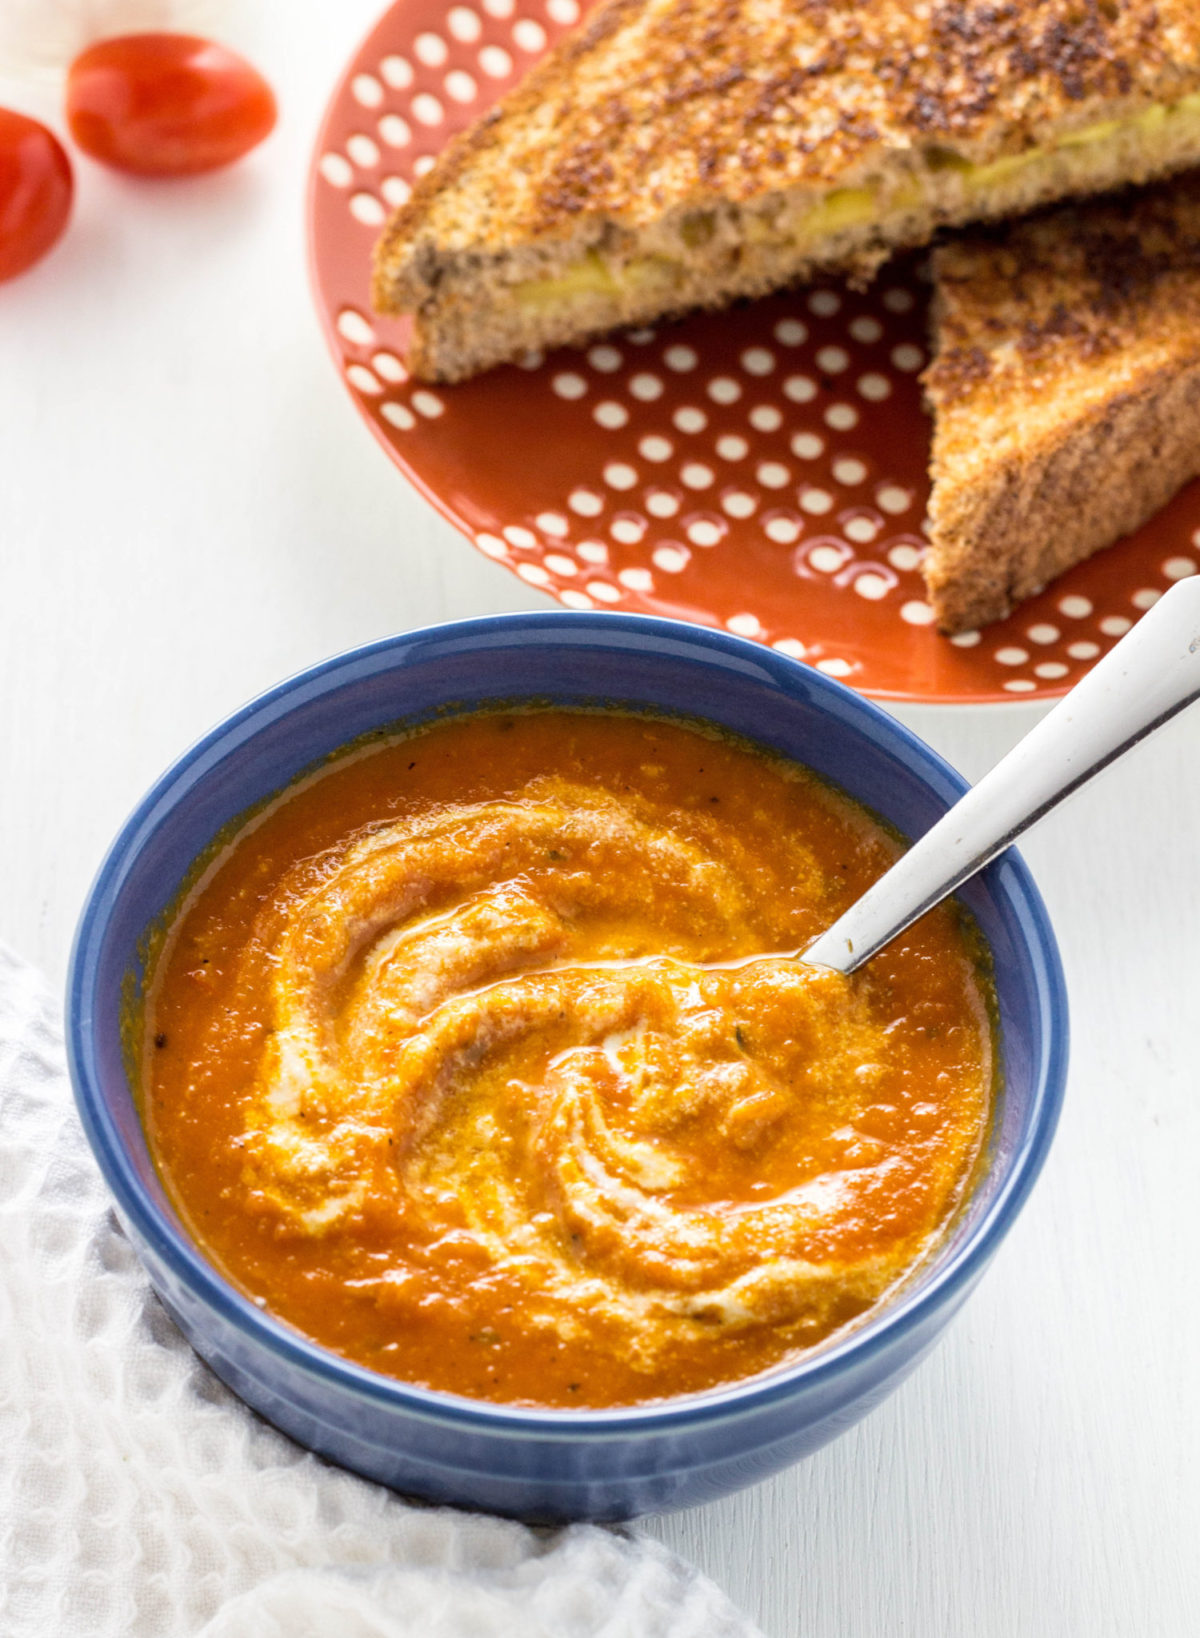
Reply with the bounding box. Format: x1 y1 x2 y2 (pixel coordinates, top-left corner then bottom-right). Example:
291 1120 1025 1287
802 575 1200 975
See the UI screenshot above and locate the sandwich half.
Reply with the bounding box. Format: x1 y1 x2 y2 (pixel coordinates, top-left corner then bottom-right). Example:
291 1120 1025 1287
922 173 1200 634
373 0 1200 382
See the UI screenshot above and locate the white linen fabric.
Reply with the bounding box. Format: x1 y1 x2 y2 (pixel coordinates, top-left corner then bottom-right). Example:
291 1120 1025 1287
0 942 763 1638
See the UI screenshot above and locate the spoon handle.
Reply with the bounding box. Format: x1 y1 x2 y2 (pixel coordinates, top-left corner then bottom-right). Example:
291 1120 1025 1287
803 575 1200 975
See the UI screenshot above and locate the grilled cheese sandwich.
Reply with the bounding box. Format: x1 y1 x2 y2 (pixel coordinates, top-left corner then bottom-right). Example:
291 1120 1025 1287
923 173 1200 632
373 0 1200 382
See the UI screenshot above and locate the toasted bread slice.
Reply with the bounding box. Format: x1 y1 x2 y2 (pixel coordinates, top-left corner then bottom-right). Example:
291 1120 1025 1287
373 0 1200 382
922 174 1200 633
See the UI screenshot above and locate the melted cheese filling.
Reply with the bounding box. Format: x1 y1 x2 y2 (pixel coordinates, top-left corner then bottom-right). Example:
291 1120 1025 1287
513 94 1200 314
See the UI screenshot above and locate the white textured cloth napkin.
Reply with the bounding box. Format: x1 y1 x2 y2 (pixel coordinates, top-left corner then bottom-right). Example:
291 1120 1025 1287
0 943 763 1638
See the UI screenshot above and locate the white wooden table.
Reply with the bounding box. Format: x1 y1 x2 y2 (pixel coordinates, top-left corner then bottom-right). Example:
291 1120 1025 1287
2 6 1197 1632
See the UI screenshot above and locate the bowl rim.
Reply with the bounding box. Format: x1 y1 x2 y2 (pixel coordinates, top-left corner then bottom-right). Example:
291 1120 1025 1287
67 609 1069 1439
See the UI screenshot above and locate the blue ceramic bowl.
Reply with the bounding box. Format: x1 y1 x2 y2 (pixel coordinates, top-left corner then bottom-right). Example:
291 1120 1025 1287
68 612 1067 1522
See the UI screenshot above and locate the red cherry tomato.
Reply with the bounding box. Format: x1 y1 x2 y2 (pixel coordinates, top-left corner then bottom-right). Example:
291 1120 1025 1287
0 109 73 282
65 34 277 177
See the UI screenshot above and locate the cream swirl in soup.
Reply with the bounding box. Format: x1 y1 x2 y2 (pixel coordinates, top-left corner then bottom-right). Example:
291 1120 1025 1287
145 712 992 1407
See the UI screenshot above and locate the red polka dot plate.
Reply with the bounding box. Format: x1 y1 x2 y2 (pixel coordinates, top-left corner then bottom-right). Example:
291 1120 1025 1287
308 0 1200 703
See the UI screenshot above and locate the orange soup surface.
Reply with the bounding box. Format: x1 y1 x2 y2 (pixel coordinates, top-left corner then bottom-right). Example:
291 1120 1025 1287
144 710 993 1408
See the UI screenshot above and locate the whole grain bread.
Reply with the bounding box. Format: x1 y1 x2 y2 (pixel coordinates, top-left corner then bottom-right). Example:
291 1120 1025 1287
373 0 1200 382
922 173 1200 633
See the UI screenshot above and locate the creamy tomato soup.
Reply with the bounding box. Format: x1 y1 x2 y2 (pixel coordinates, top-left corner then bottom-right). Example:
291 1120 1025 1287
143 710 993 1407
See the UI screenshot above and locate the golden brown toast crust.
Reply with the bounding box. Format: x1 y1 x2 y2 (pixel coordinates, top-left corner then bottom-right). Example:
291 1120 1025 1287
923 172 1200 633
373 0 1200 380
380 0 1200 256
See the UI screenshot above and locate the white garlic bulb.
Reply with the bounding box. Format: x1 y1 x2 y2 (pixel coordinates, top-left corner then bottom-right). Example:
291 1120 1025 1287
0 0 233 79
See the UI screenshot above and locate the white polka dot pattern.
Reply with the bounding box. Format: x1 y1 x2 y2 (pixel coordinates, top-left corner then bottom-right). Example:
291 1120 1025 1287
313 0 1200 701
